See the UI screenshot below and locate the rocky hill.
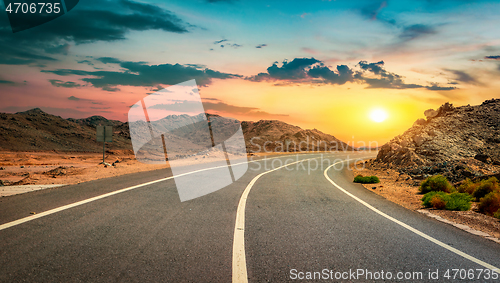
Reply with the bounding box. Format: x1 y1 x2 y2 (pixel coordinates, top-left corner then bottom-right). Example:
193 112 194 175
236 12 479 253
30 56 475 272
0 108 132 152
374 99 500 182
0 108 352 153
242 120 354 152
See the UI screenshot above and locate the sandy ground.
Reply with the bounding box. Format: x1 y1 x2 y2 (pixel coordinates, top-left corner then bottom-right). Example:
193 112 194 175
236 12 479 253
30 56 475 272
0 149 296 190
352 160 500 242
0 151 169 187
0 149 251 188
0 150 340 196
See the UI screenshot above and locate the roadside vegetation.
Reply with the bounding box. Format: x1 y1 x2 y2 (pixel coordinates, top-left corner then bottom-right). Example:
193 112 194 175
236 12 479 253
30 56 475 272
420 175 500 218
353 175 380 184
419 175 454 194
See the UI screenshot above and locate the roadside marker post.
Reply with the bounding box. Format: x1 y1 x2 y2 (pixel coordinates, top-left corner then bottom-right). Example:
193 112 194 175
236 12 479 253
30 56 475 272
96 126 113 164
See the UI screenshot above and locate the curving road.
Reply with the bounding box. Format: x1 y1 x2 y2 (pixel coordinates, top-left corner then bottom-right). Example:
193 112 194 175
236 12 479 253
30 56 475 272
0 152 499 282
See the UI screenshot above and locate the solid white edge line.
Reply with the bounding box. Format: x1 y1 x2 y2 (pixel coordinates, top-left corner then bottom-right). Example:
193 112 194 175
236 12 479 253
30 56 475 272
324 160 499 272
232 156 321 283
0 153 324 232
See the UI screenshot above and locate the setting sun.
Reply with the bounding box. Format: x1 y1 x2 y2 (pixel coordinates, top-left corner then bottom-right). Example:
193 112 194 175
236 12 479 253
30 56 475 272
369 109 388 123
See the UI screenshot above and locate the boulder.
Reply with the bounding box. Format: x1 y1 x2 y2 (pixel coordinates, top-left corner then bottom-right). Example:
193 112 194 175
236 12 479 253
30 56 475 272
474 154 491 163
424 109 438 119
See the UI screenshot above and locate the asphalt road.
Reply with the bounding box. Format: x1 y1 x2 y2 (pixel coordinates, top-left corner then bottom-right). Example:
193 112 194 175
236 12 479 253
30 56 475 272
1 152 499 282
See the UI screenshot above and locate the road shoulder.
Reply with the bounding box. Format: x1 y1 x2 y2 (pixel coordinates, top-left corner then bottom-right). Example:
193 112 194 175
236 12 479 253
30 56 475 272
351 159 500 243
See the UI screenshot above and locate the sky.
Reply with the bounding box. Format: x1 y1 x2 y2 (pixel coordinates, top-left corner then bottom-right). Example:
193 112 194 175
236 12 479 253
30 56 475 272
1 0 500 145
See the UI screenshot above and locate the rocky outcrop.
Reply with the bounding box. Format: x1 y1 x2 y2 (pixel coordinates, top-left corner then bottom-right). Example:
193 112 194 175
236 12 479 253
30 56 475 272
241 120 354 152
374 99 500 183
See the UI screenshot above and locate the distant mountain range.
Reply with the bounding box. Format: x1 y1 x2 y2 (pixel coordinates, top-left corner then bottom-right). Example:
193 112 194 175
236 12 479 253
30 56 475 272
0 108 354 153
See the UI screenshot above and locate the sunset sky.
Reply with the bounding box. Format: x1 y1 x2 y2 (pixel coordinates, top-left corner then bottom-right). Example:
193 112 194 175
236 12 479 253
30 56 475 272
1 0 500 145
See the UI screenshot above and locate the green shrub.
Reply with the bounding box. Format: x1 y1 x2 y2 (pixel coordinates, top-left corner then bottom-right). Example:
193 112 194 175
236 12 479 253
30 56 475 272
457 178 476 195
478 191 500 216
430 195 447 209
445 193 474 211
472 177 499 201
494 210 500 220
419 175 454 194
422 191 449 208
421 191 472 211
353 175 380 184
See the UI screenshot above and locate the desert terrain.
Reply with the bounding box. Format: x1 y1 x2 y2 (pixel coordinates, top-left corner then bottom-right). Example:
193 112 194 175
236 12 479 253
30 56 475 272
0 108 353 193
352 99 500 243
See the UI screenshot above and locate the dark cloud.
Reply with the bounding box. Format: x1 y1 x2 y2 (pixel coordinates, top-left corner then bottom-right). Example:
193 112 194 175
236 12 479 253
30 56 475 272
213 39 241 49
358 61 385 75
360 1 387 21
249 58 454 91
150 85 165 92
0 79 15 84
359 1 397 26
43 59 241 90
249 58 320 82
355 60 424 89
308 64 354 85
248 58 353 86
256 44 267 49
425 84 456 91
120 0 163 15
444 69 479 85
356 61 453 90
68 96 81 101
400 24 437 40
185 63 207 69
77 60 94 66
96 57 123 64
485 55 500 60
43 69 90 76
0 44 57 65
49 79 82 88
102 86 121 92
0 0 191 67
47 9 189 42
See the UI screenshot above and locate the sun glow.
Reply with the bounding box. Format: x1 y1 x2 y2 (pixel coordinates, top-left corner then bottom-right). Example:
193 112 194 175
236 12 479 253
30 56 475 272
369 109 388 123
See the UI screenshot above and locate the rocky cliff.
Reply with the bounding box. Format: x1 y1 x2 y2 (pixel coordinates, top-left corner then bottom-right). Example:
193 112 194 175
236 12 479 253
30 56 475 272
374 99 500 183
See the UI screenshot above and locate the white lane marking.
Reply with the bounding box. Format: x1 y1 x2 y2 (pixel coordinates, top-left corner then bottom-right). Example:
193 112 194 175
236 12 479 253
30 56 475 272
0 153 324 232
324 161 500 271
232 156 326 283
